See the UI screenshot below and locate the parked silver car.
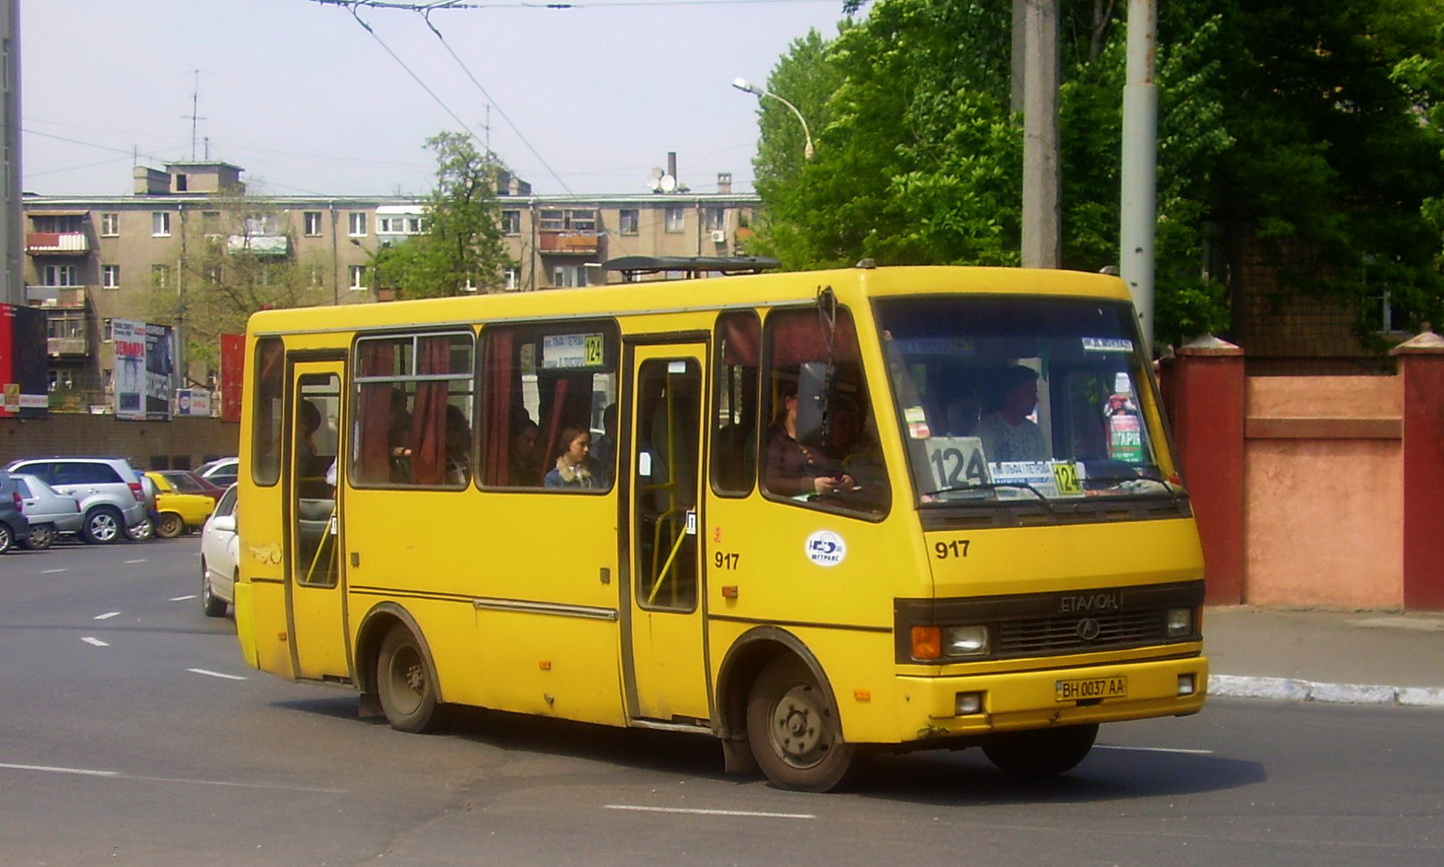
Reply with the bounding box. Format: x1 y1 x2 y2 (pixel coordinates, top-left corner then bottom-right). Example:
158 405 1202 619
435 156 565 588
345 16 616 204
4 457 149 544
0 470 29 554
10 473 82 550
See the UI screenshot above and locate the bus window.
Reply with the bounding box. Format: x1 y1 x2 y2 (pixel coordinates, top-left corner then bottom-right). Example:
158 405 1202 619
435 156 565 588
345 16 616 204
711 311 759 496
761 307 889 517
252 337 284 486
480 322 618 489
874 296 1175 508
352 332 474 488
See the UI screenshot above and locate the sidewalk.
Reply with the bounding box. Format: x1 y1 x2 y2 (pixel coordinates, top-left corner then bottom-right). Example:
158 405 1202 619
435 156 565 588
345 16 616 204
1204 606 1444 708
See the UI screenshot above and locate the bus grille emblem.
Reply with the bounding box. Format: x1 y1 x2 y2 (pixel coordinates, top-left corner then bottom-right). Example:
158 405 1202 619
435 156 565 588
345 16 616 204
1076 618 1102 641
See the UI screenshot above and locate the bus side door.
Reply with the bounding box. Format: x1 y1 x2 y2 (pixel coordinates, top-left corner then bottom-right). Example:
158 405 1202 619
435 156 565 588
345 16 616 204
286 358 350 682
623 343 711 724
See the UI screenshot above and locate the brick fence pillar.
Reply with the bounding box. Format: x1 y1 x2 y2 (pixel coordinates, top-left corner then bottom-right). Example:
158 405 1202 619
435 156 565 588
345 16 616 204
1392 330 1444 610
1171 336 1246 604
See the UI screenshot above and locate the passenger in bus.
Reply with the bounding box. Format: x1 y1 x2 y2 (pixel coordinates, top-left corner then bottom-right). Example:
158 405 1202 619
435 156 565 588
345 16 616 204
765 381 856 497
544 425 601 488
975 365 1047 463
509 417 541 485
444 405 471 485
593 403 618 486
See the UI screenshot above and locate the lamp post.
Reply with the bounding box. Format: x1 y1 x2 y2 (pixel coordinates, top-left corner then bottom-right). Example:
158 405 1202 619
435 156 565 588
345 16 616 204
733 77 814 160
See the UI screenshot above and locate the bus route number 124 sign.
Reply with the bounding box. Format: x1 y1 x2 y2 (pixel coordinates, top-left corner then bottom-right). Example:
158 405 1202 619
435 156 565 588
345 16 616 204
924 437 991 492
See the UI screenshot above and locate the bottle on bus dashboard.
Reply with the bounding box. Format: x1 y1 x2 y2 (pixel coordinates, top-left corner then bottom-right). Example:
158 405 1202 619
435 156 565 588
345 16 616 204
230 259 1208 793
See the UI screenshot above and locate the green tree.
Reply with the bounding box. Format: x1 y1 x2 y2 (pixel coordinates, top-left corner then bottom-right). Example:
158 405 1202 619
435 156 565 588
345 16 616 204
378 131 512 298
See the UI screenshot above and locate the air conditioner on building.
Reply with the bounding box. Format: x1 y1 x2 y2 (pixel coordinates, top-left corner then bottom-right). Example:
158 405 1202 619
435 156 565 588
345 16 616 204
711 230 727 243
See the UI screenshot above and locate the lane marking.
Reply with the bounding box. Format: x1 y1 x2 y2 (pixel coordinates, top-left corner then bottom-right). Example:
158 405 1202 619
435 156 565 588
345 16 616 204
605 805 815 820
94 611 121 621
123 559 147 565
1097 745 1214 755
81 637 109 647
0 763 342 793
188 668 248 681
41 569 67 575
170 594 197 602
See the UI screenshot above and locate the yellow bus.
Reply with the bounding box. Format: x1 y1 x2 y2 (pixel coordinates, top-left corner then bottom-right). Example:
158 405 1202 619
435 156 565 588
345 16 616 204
234 261 1207 792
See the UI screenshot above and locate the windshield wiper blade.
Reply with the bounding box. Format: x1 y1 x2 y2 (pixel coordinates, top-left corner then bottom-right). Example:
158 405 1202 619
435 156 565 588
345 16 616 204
923 482 1056 514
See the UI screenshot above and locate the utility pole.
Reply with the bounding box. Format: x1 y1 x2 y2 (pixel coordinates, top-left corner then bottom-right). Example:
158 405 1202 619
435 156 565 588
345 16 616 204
1019 0 1060 269
1120 0 1159 353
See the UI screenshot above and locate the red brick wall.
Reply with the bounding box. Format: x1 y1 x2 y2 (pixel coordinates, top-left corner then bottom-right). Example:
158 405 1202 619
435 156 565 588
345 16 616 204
1 416 239 471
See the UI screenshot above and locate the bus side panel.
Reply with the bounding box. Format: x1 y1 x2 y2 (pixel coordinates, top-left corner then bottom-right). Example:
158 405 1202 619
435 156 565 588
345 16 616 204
342 487 625 726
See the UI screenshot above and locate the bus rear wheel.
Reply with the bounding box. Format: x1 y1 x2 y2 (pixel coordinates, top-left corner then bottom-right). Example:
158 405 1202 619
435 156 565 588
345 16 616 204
982 723 1099 777
377 625 439 734
745 655 857 792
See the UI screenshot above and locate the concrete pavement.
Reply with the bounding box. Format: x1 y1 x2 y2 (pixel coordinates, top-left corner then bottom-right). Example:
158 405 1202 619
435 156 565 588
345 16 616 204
1203 606 1444 708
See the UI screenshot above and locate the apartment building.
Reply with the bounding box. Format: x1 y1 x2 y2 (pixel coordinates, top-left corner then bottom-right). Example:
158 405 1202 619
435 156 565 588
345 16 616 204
22 161 760 407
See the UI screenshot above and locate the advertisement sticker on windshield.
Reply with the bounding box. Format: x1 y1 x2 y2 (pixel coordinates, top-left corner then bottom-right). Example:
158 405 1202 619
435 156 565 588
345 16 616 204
1081 337 1134 353
805 530 847 567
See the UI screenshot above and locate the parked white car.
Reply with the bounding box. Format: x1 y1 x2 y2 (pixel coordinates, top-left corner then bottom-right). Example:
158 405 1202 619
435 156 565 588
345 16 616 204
199 484 239 617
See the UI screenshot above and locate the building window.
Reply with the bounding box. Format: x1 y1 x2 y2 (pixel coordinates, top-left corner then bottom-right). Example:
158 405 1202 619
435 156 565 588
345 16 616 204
504 266 522 291
304 211 323 236
551 265 585 288
619 209 639 235
348 212 368 237
502 210 521 236
664 206 685 234
378 215 427 235
152 264 171 290
102 319 113 342
100 213 119 237
349 265 369 291
43 265 79 287
538 208 597 232
705 207 726 232
152 212 172 237
102 265 120 290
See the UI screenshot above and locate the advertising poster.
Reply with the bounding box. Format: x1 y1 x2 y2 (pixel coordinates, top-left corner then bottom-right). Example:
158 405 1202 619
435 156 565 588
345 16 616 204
219 333 245 422
1 304 50 419
114 319 175 421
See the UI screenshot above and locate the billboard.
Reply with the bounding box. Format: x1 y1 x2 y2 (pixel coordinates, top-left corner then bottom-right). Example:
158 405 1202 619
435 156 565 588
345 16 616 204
113 319 176 421
0 304 48 418
219 332 245 422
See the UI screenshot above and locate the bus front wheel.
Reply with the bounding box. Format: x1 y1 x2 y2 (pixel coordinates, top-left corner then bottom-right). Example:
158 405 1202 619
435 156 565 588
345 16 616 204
982 723 1099 777
377 625 439 734
745 655 857 792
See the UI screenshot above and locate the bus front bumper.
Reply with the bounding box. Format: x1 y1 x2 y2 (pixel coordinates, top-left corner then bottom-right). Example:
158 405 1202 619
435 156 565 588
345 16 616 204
895 655 1208 741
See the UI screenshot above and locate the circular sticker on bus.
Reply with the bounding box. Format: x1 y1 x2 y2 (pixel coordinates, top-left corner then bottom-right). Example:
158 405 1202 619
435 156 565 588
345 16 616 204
805 530 847 567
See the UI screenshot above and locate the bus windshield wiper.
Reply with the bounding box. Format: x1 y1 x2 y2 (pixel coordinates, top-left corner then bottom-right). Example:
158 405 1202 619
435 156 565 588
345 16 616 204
923 482 1056 514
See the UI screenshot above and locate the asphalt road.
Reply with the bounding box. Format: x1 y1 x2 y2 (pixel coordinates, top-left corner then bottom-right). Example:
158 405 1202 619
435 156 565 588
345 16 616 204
2 540 1441 866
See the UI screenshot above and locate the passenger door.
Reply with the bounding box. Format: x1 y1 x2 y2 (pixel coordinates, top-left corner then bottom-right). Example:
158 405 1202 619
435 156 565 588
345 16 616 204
623 343 711 724
285 358 350 681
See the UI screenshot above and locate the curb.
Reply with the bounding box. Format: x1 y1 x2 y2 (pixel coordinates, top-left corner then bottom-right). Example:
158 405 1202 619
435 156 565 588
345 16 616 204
1208 675 1444 709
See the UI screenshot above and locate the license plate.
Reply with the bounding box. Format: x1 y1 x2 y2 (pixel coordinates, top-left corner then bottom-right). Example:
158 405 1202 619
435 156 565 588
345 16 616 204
1055 676 1128 702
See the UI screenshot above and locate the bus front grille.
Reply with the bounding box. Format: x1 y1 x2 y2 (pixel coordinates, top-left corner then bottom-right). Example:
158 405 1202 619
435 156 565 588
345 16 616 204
996 609 1166 655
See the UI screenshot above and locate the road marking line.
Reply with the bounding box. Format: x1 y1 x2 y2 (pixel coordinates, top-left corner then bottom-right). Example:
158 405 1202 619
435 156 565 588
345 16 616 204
123 559 147 565
170 594 197 602
1097 745 1214 755
605 805 815 820
94 611 121 620
0 762 119 777
41 569 67 574
0 763 342 793
188 668 248 681
81 637 109 647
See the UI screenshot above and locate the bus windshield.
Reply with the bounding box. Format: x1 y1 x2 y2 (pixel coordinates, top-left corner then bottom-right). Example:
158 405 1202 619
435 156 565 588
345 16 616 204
874 295 1180 510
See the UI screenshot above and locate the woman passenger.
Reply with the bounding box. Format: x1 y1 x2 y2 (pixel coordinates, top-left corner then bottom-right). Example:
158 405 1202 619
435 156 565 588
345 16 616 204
544 425 600 489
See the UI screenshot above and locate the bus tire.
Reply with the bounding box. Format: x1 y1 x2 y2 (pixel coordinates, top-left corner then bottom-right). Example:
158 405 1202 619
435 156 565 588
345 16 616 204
982 723 1099 777
745 655 857 792
377 624 439 734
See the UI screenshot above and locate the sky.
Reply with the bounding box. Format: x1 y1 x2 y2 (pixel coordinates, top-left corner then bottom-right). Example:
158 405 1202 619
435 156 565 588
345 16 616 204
19 0 853 199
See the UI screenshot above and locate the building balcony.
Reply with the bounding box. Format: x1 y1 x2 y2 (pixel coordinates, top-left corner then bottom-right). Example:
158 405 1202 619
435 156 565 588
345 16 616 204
26 232 90 255
227 234 290 256
26 285 89 308
48 335 90 358
538 232 599 255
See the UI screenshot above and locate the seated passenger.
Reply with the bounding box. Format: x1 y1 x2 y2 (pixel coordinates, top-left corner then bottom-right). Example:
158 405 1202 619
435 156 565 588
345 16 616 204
765 382 855 497
445 405 471 485
975 366 1047 463
509 417 541 486
544 425 601 489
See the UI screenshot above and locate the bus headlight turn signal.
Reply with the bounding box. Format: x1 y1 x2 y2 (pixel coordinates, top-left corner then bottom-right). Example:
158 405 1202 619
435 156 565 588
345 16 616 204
911 625 990 661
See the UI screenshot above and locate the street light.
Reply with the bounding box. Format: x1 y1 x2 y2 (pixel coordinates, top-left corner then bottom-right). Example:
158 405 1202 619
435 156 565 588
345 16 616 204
733 77 814 160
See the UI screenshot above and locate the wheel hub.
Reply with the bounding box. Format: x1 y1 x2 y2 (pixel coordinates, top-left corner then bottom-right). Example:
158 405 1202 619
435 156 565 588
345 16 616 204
771 685 827 765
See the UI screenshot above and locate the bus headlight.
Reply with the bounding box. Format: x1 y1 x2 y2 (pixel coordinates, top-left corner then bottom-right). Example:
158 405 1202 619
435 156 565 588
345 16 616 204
1165 607 1195 638
941 625 989 658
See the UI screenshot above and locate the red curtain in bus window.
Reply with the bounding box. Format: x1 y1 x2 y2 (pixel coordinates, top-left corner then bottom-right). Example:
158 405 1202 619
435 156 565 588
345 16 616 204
480 330 515 485
408 336 450 485
722 314 760 366
357 341 395 483
767 308 859 365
